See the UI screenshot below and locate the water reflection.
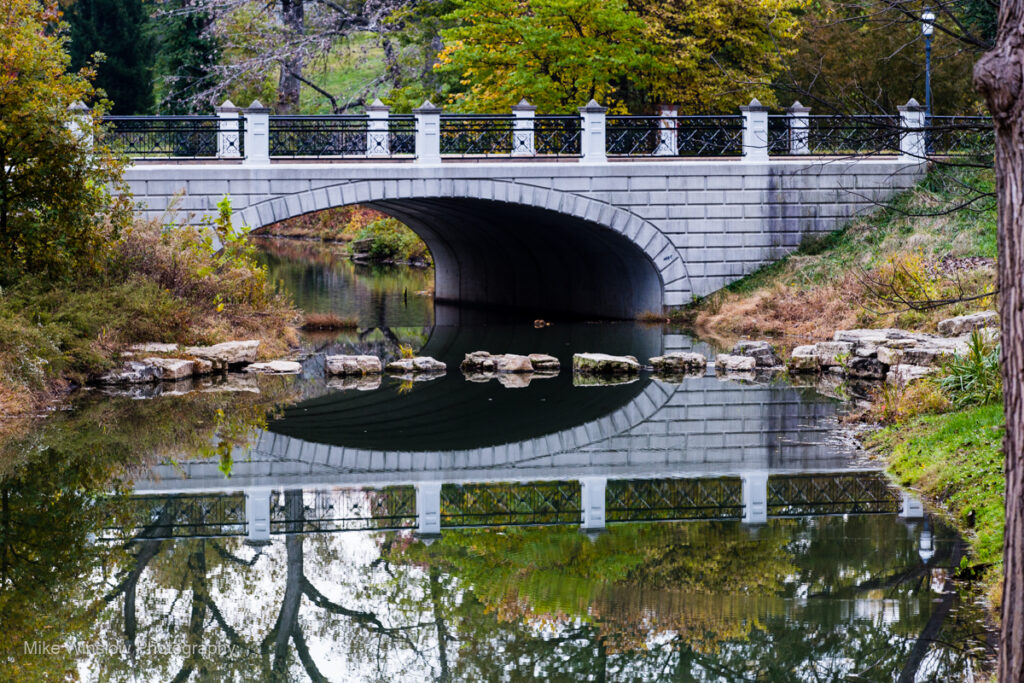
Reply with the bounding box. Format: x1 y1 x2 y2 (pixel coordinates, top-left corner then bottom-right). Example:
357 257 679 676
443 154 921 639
0 244 995 680
83 506 980 682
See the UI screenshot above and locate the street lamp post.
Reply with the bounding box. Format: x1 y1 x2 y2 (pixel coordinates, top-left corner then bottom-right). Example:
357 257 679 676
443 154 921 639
921 10 935 154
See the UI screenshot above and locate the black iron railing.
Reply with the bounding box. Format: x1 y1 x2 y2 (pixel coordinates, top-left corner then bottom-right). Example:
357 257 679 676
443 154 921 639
270 487 417 533
607 478 744 521
532 115 583 156
99 494 247 542
440 481 581 526
440 115 514 156
606 115 744 156
927 115 994 157
269 115 370 158
102 115 234 158
805 115 901 156
767 473 900 517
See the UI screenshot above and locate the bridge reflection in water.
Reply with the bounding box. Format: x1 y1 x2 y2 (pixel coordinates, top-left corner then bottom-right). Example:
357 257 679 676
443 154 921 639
105 472 925 544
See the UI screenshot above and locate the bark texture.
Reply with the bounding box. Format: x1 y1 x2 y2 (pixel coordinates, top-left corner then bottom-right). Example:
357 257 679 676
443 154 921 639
277 0 305 113
973 0 1024 678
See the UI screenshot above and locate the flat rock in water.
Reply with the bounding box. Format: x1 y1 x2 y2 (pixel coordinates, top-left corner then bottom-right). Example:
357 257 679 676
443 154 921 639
386 357 447 374
714 354 757 372
325 355 382 376
97 361 164 385
462 351 559 374
731 340 783 368
245 360 302 374
143 357 195 380
847 356 886 380
528 354 560 372
572 353 640 375
937 311 999 336
649 351 707 373
184 340 260 365
787 345 819 373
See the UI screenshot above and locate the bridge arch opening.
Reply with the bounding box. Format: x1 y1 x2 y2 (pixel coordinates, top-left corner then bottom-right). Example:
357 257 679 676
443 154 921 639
249 189 668 319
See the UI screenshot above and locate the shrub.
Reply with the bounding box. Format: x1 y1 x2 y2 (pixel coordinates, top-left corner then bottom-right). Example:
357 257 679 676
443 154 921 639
868 379 950 425
938 330 1002 408
355 218 430 263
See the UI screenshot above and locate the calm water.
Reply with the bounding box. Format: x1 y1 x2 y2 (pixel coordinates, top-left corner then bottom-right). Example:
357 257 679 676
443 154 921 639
0 238 993 681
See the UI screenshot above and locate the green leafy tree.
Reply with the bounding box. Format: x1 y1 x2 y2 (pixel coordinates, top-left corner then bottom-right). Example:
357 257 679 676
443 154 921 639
406 0 805 113
64 0 155 114
0 0 129 286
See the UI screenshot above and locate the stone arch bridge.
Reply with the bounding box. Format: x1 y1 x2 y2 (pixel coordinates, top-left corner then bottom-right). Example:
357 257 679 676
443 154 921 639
111 101 946 317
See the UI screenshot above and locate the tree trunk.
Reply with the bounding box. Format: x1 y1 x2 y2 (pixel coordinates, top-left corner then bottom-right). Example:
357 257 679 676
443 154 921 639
973 1 1024 679
277 0 304 113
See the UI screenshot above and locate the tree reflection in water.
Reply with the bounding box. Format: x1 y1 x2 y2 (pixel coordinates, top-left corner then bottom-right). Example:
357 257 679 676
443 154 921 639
70 491 991 682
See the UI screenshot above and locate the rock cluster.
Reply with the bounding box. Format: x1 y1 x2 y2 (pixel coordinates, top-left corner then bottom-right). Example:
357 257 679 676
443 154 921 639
730 340 783 368
785 324 997 384
385 357 447 374
572 353 641 375
649 352 706 375
325 355 382 376
98 340 307 385
460 351 560 374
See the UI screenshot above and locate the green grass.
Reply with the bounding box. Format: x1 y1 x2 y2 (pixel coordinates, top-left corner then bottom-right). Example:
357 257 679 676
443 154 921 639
870 402 1005 569
718 165 997 298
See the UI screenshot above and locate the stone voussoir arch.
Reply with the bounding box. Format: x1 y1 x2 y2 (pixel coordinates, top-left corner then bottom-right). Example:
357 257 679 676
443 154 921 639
238 177 692 296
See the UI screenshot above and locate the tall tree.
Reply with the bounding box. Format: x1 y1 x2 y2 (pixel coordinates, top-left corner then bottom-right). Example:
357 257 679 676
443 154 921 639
973 0 1024 678
64 0 155 114
0 0 128 286
152 0 220 113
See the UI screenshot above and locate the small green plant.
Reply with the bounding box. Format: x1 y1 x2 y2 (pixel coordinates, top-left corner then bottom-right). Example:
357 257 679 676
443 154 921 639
834 351 851 373
398 344 415 359
938 330 1002 408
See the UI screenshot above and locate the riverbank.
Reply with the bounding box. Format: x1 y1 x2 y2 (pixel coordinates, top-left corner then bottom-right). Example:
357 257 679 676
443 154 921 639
0 217 298 438
675 165 1005 610
673 166 996 345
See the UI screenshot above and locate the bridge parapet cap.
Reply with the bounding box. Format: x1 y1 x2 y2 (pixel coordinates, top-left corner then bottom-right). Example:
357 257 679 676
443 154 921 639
578 99 607 114
366 98 390 113
511 98 537 113
787 100 810 114
68 100 89 113
898 97 925 112
245 99 271 114
216 99 241 113
413 99 442 114
739 98 769 113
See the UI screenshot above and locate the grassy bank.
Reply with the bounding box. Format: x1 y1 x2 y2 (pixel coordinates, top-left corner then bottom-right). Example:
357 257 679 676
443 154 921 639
675 164 1005 608
0 216 298 428
678 166 997 344
870 403 1005 598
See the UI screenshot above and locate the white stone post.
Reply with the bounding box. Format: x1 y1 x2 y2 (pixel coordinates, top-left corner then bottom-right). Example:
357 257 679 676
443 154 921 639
579 477 607 531
511 98 537 157
244 488 273 545
366 98 390 157
899 492 925 519
416 481 442 536
655 104 678 156
787 101 810 155
216 99 242 159
898 97 927 160
741 471 769 524
413 100 442 165
67 100 93 150
243 100 270 165
578 99 607 164
740 98 770 162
